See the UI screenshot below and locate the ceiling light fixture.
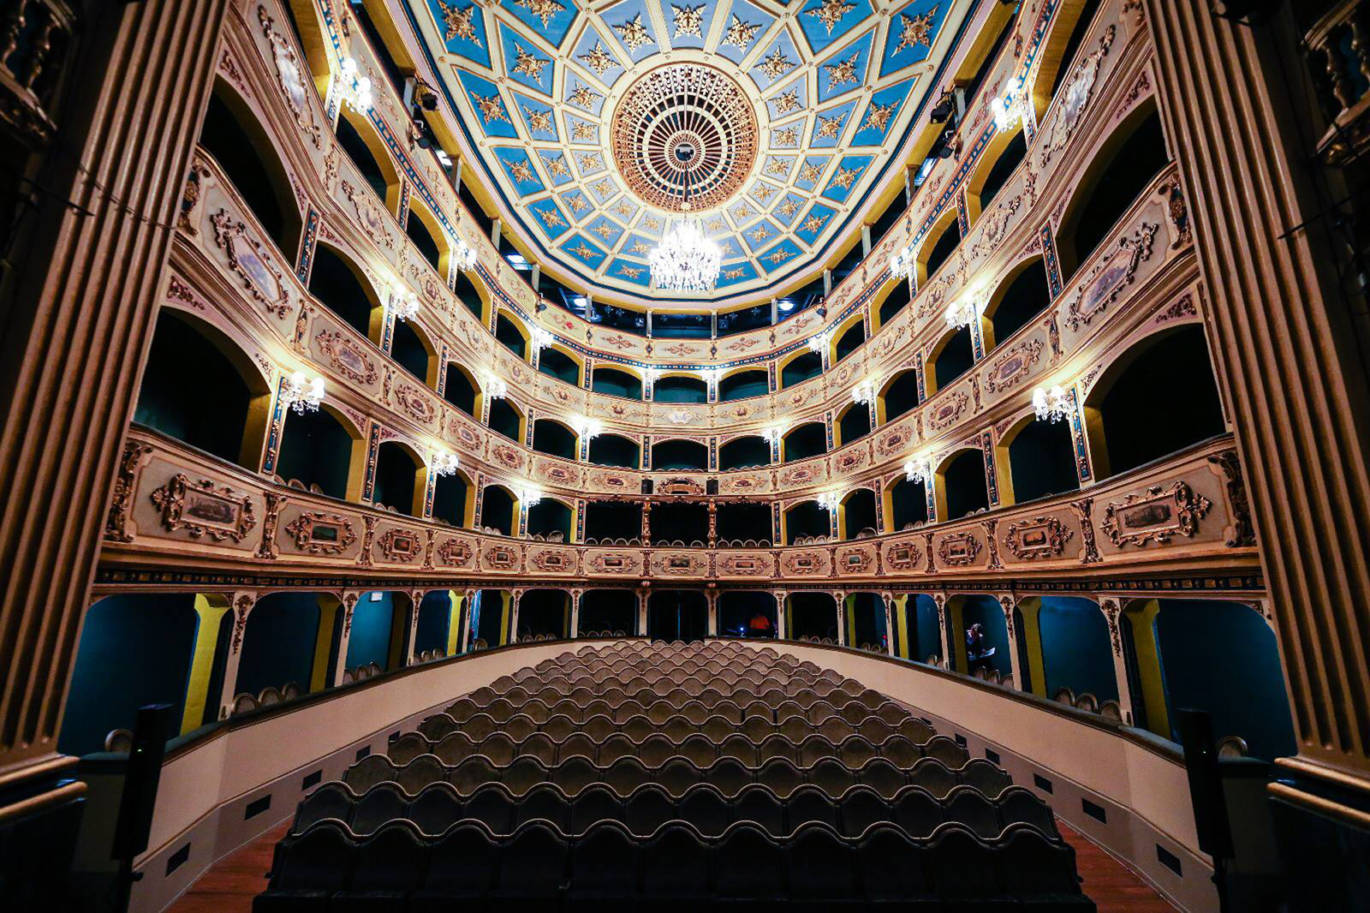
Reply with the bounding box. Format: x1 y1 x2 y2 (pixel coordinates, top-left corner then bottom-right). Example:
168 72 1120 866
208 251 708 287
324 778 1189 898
282 371 325 414
1032 385 1072 423
452 237 478 272
648 142 722 292
338 57 374 112
431 450 461 477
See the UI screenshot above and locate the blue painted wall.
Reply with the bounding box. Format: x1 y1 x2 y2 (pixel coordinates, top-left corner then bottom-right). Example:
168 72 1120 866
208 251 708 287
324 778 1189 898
346 592 396 669
1155 600 1296 760
236 593 319 696
912 595 942 663
60 594 198 755
414 592 452 656
1038 597 1118 701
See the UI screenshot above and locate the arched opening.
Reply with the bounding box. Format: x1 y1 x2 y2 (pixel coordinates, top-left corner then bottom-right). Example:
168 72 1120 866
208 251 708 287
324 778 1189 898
971 129 1028 223
495 313 528 359
719 592 777 639
1033 0 1103 119
651 438 708 471
236 593 326 700
199 85 300 254
1003 416 1080 504
432 469 472 528
414 591 459 659
336 107 397 207
281 0 333 101
878 369 920 424
454 271 486 322
950 595 1012 679
1145 599 1295 760
60 594 201 753
647 590 708 642
1057 104 1169 281
308 245 383 341
833 320 866 363
372 441 423 516
539 347 581 385
985 259 1051 348
470 590 512 649
488 398 523 441
719 435 771 470
840 488 878 540
937 449 990 520
346 591 410 674
780 351 822 388
785 500 830 544
653 373 708 404
1085 326 1225 479
716 502 772 546
1036 597 1117 704
391 319 436 386
578 590 637 637
782 422 827 463
836 403 871 446
649 502 709 546
443 363 478 416
588 433 640 469
904 595 944 664
919 212 961 282
480 485 516 536
886 476 930 530
787 592 838 642
584 501 642 543
877 277 912 328
276 405 363 500
719 369 769 401
532 418 578 460
591 366 643 399
929 325 975 393
518 590 570 640
134 310 269 469
846 593 887 651
526 498 572 542
406 200 447 274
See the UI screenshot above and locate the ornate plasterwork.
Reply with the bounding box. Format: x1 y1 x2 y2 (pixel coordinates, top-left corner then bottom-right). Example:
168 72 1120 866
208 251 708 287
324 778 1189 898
1004 515 1074 561
1101 481 1212 548
149 473 258 543
284 511 358 554
210 209 291 318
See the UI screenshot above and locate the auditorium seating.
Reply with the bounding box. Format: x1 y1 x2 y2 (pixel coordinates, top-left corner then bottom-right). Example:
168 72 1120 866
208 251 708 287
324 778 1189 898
256 640 1091 910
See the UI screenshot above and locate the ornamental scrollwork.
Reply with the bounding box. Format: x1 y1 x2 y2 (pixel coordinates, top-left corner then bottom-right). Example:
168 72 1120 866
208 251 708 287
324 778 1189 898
1004 516 1076 561
1065 222 1158 332
283 511 357 554
209 209 291 318
1101 481 1213 548
149 473 258 543
936 531 983 568
106 441 152 543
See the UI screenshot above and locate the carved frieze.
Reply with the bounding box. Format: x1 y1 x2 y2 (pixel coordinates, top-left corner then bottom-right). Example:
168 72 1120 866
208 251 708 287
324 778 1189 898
284 511 357 554
1004 516 1075 561
927 391 970 432
780 550 829 576
149 473 257 543
985 338 1044 395
394 383 436 423
340 179 396 251
528 545 577 573
585 551 643 575
1065 222 1158 332
716 553 774 577
436 536 475 567
315 330 379 384
480 541 523 572
377 527 424 562
1102 481 1213 548
258 6 323 149
936 531 983 567
834 543 877 574
106 441 152 543
210 209 290 318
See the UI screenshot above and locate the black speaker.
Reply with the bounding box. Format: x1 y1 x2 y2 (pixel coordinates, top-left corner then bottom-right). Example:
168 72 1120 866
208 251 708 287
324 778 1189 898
1178 709 1232 860
111 704 175 860
641 478 653 495
706 478 719 496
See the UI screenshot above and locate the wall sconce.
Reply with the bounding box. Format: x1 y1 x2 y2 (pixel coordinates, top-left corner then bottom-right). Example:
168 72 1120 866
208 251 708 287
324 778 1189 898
338 57 374 112
943 289 987 330
571 415 602 441
903 455 933 487
817 491 842 513
990 76 1025 133
530 327 554 353
519 484 544 508
389 287 420 322
431 450 460 477
806 331 829 355
1032 385 1072 423
282 371 325 415
762 425 784 446
452 237 478 272
888 246 914 280
484 373 508 400
851 378 877 406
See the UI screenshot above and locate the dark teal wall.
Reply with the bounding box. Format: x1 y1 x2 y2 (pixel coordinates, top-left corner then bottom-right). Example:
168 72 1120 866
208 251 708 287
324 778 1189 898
414 592 452 656
236 594 319 696
1038 597 1117 701
1155 600 1296 760
912 595 942 663
60 595 198 755
849 594 885 647
346 592 396 669
960 596 1012 677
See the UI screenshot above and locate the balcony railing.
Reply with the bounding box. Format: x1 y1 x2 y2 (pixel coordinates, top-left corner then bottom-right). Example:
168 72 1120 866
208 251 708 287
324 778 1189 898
1306 0 1370 165
0 0 74 150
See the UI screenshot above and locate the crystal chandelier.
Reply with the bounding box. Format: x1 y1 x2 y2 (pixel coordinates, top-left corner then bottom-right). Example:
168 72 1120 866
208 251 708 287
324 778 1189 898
648 165 722 292
806 331 829 355
903 455 933 488
888 245 914 280
452 237 477 272
519 484 544 508
851 379 876 406
485 373 508 400
282 371 325 414
338 57 374 112
944 289 986 330
762 425 783 447
990 76 1024 133
817 491 842 513
430 450 460 477
1032 385 1072 423
530 327 554 353
571 414 603 442
390 287 419 322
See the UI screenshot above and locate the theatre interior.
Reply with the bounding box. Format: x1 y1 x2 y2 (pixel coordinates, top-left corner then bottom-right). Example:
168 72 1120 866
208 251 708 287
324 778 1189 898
1 0 1368 909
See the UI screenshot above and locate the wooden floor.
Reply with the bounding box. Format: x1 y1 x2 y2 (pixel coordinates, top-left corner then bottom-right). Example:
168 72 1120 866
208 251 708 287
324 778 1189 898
166 818 1177 913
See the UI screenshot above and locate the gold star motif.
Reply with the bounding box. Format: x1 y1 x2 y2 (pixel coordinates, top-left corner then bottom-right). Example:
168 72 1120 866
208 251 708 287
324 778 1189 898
592 222 616 240
537 207 567 228
672 3 705 37
615 201 634 217
572 242 598 259
512 47 546 81
765 248 791 264
580 152 604 171
615 14 654 51
766 157 792 177
723 15 760 50
471 91 508 124
567 85 600 110
568 194 589 212
828 165 858 191
508 158 534 183
593 178 615 196
630 240 651 255
760 47 794 80
825 52 859 90
894 7 937 54
799 161 823 183
753 184 776 202
807 0 855 35
778 198 799 217
750 224 772 242
438 1 480 44
522 106 553 134
733 203 753 221
862 101 896 132
580 42 617 76
515 0 565 28
545 154 569 178
774 127 798 147
773 90 801 114
722 266 745 279
802 214 826 233
816 113 843 139
572 121 597 141
706 218 726 232
618 264 644 278
644 216 662 230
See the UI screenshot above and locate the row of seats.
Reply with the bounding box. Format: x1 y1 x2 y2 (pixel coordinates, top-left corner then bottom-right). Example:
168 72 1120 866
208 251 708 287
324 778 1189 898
293 780 1059 841
442 694 901 726
257 819 1087 911
342 753 1012 800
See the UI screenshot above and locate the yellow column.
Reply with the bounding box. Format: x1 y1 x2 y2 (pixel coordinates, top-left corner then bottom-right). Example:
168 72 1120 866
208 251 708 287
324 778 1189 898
1126 600 1170 738
499 591 512 646
948 597 968 672
445 591 463 655
181 595 230 735
894 595 910 659
1018 598 1047 697
844 595 857 646
310 598 341 692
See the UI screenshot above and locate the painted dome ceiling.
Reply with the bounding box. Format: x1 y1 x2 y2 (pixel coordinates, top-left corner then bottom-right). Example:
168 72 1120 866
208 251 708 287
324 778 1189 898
404 0 970 305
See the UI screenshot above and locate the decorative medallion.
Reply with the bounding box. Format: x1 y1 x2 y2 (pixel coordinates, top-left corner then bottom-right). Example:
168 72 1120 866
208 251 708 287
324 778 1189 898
284 511 357 554
149 473 257 543
210 210 290 318
1101 481 1213 548
1004 515 1075 561
314 330 379 384
377 527 424 562
936 531 983 567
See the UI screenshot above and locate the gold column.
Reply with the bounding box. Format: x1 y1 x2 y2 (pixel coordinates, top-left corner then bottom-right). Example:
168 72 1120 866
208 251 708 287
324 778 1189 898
180 596 231 735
